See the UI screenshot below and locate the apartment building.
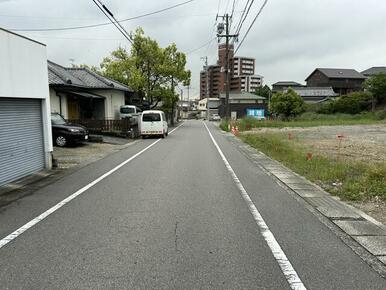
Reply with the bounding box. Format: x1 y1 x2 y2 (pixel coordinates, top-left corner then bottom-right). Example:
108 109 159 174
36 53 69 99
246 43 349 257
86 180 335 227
199 44 263 99
230 75 263 92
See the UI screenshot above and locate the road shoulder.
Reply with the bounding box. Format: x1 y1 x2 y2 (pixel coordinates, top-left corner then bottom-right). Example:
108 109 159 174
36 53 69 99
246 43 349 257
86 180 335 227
220 128 386 277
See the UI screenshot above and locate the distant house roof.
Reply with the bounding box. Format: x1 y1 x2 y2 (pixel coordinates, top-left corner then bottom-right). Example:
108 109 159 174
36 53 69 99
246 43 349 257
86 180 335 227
48 60 132 92
305 68 365 81
288 87 338 97
272 81 302 87
219 91 266 100
361 66 386 76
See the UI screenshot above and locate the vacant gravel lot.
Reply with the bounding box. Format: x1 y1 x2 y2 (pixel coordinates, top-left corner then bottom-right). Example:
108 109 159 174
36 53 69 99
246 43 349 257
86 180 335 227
252 124 386 163
249 124 386 223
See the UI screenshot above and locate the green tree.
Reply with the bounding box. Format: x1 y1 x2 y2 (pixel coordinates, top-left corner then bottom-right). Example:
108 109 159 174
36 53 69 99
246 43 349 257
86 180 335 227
162 43 191 124
363 73 386 111
254 85 271 99
99 28 190 116
270 88 305 120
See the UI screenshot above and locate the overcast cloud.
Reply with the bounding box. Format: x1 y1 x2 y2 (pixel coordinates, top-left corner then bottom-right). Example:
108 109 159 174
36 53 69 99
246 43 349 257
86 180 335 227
1 0 385 98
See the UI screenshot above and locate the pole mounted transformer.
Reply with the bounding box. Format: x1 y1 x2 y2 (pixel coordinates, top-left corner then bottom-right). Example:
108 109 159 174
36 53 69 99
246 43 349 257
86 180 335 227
216 14 238 120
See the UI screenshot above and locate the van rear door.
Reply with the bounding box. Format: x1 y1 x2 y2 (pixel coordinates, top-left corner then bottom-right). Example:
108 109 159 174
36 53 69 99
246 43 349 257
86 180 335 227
141 112 162 135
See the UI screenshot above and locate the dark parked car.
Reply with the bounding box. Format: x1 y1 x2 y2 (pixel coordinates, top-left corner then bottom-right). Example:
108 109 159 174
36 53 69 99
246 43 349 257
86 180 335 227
51 113 89 147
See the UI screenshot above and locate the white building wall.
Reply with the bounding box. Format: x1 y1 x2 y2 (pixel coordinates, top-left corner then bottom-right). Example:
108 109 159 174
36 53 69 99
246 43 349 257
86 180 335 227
49 88 68 118
0 28 52 168
0 29 49 100
90 89 125 119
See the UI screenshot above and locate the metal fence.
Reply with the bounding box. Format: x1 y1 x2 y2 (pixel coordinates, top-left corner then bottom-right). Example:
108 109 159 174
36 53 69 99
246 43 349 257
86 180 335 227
68 119 138 136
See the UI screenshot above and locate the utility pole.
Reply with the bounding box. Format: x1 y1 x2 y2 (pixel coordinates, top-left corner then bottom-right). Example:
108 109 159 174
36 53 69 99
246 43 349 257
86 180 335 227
201 56 209 121
186 84 190 102
217 14 238 120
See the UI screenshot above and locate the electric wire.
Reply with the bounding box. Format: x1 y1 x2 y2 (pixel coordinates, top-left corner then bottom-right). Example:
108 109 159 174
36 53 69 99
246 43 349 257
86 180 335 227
235 0 268 53
10 0 195 32
186 37 217 54
232 0 249 32
91 0 133 44
235 0 254 36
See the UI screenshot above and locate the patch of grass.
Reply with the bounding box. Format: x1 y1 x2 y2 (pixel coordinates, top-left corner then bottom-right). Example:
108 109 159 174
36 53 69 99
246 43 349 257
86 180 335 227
220 113 386 131
219 120 230 132
240 133 386 201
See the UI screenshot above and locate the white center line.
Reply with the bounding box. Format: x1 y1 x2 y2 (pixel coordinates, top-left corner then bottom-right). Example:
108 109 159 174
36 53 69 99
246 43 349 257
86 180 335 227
0 123 184 250
203 122 307 290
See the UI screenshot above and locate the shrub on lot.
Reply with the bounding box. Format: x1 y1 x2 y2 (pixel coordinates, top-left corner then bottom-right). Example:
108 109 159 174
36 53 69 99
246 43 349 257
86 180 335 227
375 109 386 120
318 92 372 114
271 88 305 120
304 103 322 113
219 120 230 132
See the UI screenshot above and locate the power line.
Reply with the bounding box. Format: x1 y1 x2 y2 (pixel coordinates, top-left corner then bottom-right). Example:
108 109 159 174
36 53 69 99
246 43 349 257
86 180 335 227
25 35 125 41
10 0 195 32
230 0 237 17
186 37 217 54
234 0 254 36
91 0 133 44
235 0 268 53
217 0 222 16
224 0 231 14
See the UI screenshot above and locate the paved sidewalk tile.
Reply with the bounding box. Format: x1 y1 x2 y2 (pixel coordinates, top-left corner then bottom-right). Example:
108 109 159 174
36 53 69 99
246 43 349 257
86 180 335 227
334 220 386 236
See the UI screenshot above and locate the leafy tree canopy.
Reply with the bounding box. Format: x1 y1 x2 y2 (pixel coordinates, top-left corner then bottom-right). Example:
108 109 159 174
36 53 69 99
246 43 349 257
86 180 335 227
317 92 372 114
270 88 305 119
99 27 191 110
254 85 271 100
363 73 386 102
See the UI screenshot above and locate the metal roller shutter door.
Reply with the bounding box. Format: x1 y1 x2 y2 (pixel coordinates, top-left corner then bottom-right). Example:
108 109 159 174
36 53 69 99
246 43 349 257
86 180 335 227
0 98 45 186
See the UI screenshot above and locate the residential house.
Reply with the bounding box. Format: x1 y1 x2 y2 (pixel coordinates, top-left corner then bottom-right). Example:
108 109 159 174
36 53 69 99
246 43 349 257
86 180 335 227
286 87 338 103
361 67 386 78
272 81 303 93
0 28 52 186
48 61 133 120
305 68 366 95
218 91 266 119
197 98 221 118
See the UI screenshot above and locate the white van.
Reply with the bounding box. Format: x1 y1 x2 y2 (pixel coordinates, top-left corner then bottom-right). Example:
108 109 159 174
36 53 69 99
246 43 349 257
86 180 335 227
120 105 142 121
140 110 168 138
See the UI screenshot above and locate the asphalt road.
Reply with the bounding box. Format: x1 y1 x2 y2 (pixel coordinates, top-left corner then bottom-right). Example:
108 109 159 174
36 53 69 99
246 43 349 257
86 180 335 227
0 120 385 289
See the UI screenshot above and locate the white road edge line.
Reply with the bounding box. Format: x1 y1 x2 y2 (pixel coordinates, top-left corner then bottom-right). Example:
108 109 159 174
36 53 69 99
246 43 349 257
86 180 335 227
203 122 307 290
0 122 184 250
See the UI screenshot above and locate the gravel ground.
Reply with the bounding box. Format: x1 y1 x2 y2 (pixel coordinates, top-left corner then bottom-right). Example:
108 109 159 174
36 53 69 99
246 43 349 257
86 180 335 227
249 124 386 224
53 139 135 169
251 124 386 163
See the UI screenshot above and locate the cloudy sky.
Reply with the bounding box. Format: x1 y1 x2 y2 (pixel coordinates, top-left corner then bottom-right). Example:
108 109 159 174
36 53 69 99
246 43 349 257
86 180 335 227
1 0 386 99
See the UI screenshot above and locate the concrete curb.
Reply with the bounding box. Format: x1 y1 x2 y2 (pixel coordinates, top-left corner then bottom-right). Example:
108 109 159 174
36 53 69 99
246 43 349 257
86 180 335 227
224 132 386 270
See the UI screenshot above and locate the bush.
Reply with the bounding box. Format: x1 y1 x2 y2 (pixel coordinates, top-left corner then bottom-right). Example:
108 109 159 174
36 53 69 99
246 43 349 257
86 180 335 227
271 88 305 119
318 92 372 114
219 120 230 131
375 109 386 120
304 103 322 113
